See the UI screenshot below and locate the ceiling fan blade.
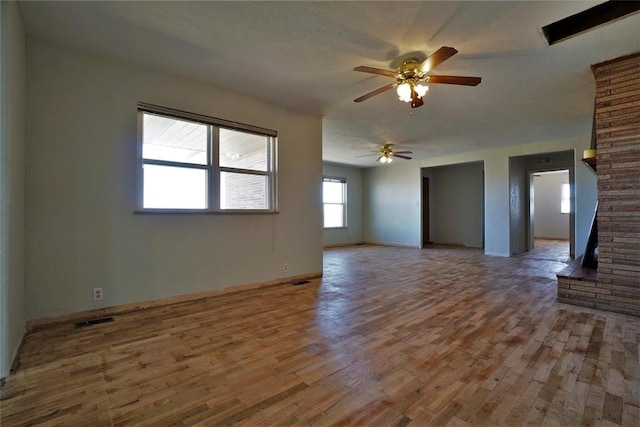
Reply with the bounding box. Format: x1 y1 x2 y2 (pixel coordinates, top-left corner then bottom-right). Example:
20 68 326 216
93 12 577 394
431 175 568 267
420 46 458 72
393 154 413 160
353 66 397 78
428 75 482 86
355 153 378 157
393 150 413 154
354 83 395 103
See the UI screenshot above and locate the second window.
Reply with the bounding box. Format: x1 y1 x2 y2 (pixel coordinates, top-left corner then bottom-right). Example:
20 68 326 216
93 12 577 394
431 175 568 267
323 177 347 228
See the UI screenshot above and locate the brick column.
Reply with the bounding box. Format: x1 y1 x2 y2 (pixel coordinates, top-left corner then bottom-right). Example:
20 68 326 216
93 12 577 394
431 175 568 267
592 52 640 316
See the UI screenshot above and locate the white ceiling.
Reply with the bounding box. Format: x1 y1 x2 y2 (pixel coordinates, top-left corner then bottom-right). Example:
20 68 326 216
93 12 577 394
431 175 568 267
18 1 640 167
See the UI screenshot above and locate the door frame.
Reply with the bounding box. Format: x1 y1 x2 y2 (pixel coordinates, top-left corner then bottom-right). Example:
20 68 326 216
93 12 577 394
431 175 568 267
527 168 575 258
422 176 430 247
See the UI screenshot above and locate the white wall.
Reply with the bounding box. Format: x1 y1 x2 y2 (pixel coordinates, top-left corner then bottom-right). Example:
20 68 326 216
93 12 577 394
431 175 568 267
25 37 323 320
534 171 570 239
322 162 363 246
362 136 596 257
1 1 27 377
426 162 484 248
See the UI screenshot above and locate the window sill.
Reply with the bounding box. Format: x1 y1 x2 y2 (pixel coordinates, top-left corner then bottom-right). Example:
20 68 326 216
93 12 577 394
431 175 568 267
324 226 348 230
134 209 279 215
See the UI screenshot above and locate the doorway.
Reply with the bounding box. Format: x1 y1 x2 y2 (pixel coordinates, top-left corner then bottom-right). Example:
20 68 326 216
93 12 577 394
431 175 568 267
530 170 571 260
421 162 484 248
508 150 575 259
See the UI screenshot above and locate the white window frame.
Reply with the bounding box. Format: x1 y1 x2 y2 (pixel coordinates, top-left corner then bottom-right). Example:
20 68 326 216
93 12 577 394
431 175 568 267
323 176 347 228
137 103 277 213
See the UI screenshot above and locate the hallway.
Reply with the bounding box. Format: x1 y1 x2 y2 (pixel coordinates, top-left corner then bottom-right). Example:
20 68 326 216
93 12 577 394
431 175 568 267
522 239 571 263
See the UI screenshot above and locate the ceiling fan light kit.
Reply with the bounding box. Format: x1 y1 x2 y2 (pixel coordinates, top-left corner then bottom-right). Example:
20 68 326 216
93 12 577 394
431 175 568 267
353 46 481 109
378 155 393 164
396 59 429 104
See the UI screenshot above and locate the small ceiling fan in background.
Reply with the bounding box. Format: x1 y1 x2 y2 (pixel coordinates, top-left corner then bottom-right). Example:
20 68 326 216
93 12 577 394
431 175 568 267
358 144 413 164
353 46 481 108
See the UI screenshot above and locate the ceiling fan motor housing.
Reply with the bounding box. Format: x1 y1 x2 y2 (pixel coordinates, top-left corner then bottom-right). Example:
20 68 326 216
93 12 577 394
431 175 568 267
397 58 425 80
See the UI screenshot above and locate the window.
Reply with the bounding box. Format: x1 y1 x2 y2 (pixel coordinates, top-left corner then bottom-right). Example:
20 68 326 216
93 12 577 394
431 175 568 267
138 104 277 212
561 183 570 214
323 177 347 228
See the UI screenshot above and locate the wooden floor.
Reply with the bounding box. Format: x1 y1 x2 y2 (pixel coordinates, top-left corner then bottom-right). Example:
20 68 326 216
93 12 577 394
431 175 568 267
521 239 572 263
2 242 639 426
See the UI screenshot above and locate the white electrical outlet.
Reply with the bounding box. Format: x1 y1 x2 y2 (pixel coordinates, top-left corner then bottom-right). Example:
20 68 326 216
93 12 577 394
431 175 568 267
283 263 289 273
93 287 103 301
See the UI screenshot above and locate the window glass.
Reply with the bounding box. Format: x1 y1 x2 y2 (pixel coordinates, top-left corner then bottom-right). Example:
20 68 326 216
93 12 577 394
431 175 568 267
323 177 346 228
323 181 344 204
143 164 207 209
220 172 268 210
219 129 268 171
143 113 208 165
561 183 570 213
324 204 345 228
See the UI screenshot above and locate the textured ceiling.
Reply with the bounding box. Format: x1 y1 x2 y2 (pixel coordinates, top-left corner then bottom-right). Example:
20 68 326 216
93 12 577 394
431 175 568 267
18 1 640 167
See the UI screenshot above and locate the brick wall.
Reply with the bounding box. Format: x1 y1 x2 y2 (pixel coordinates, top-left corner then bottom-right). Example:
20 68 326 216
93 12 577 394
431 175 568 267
592 51 640 316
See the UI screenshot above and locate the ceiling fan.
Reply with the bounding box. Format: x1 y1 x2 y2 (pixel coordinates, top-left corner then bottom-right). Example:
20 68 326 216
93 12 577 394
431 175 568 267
358 144 413 164
353 46 481 108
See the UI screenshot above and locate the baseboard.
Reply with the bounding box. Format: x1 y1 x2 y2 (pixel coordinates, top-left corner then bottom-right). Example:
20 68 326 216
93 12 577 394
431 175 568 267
26 272 323 332
323 242 364 248
485 250 509 257
427 241 485 249
362 241 421 249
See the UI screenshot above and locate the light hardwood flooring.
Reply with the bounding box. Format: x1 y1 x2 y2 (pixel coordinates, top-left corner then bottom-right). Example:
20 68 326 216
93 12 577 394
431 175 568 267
1 243 639 426
522 239 572 263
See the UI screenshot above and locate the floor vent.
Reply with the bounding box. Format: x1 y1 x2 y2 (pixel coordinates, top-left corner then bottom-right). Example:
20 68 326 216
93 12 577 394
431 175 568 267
292 280 311 286
74 317 114 329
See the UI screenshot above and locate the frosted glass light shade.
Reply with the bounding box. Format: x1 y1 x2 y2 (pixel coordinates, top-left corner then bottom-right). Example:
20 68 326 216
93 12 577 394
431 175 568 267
396 82 412 102
415 83 428 98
